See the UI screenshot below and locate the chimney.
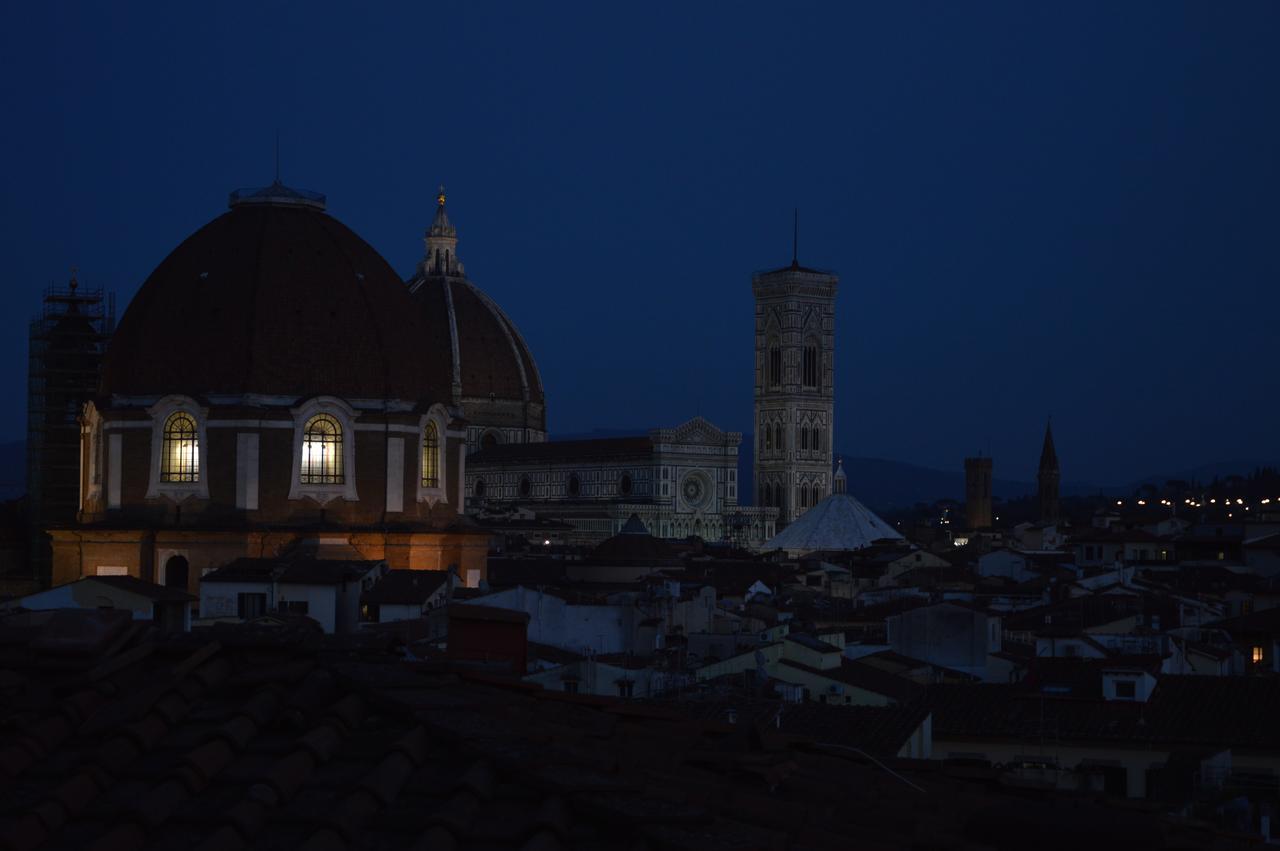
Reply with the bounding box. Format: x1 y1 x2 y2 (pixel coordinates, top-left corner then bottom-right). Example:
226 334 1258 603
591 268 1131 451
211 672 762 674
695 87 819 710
445 604 530 676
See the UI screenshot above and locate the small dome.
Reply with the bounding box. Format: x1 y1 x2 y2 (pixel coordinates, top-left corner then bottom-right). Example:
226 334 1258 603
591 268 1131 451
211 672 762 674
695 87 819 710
591 514 679 564
764 492 903 555
102 188 452 404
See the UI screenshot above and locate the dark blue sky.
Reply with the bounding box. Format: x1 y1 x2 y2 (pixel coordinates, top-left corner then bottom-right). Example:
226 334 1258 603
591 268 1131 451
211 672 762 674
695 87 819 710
3 3 1278 485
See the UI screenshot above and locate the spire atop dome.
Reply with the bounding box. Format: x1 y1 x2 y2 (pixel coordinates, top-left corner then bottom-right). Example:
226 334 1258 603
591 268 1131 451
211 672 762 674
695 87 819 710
422 183 462 276
833 457 847 494
791 207 799 269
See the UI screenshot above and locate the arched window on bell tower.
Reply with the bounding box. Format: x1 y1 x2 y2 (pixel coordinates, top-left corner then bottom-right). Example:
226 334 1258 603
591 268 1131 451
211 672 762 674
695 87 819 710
802 340 819 389
768 336 782 388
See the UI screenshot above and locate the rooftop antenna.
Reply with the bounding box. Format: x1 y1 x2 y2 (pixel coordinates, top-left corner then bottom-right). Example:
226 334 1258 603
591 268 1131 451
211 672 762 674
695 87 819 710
791 208 798 268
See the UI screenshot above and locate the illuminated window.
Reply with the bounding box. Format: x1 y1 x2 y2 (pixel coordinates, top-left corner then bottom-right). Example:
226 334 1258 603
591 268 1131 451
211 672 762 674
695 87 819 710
300 414 343 484
160 412 199 483
421 421 440 487
1253 646 1264 664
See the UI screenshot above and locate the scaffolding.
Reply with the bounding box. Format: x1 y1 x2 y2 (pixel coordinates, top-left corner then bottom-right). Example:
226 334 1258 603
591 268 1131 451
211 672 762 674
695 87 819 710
26 274 114 585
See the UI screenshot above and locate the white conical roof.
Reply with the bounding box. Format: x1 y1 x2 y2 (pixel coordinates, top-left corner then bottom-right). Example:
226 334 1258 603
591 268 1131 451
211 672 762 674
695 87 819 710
764 492 903 554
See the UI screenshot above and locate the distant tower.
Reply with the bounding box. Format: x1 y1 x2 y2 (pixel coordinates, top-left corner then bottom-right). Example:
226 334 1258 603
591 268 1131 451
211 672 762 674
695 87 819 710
27 271 114 585
752 226 837 525
1038 421 1061 525
964 456 993 529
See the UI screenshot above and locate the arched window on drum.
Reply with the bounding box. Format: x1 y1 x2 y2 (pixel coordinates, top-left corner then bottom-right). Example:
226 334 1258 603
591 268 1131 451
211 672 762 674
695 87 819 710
160 412 199 483
300 414 343 484
421 421 440 487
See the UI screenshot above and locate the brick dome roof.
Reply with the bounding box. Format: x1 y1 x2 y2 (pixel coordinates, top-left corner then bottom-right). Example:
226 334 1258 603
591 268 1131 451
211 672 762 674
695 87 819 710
406 189 544 413
409 276 545 406
101 187 453 405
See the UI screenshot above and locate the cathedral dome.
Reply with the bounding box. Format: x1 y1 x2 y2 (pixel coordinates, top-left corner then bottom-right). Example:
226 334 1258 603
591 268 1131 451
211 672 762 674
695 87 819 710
101 183 452 404
410 276 545 406
407 188 546 450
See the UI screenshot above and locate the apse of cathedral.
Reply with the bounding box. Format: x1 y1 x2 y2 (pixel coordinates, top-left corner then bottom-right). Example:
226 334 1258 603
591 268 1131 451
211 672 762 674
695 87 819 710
48 181 544 591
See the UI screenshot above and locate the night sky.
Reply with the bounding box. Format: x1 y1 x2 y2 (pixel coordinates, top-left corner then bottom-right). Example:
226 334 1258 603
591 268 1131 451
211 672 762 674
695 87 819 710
3 3 1278 485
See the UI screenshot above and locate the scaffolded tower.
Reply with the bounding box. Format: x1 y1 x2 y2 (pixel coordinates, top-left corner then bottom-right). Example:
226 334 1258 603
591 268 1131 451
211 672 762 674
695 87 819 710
27 272 114 585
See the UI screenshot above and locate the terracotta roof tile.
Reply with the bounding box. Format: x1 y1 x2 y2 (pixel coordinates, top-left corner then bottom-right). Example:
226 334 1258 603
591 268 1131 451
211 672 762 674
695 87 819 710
0 610 1258 851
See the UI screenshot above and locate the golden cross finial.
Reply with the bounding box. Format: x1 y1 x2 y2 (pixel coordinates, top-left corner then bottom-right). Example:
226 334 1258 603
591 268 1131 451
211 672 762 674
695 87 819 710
437 185 446 206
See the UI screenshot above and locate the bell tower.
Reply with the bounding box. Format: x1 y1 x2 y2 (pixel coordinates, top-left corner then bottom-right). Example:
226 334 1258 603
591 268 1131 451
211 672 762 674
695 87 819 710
1038 421 1061 525
752 224 837 526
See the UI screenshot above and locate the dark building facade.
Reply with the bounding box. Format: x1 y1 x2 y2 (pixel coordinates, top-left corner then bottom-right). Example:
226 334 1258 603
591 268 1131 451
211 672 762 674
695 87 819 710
964 455 993 530
26 274 114 585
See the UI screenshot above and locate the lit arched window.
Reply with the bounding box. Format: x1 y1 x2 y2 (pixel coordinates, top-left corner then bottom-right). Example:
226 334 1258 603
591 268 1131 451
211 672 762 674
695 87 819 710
768 337 781 387
803 342 819 388
160 412 199 483
421 421 440 487
301 414 343 484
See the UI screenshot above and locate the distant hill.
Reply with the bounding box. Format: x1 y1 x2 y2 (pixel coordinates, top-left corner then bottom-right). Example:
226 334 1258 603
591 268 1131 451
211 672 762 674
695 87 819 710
542 430 1275 512
1124 460 1280 490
